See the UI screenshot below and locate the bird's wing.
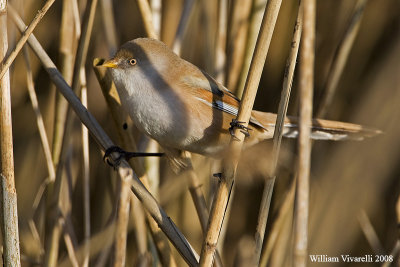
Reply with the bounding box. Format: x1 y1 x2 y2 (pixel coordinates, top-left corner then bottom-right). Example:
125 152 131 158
181 70 266 130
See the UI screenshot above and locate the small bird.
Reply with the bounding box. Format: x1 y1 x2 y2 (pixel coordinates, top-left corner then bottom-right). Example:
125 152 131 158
101 38 380 171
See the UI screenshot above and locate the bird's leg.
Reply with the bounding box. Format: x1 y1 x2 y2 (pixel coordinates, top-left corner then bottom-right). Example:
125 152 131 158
103 145 164 168
229 119 251 140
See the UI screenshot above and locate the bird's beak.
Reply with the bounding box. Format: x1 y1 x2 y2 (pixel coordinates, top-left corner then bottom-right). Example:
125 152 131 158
101 58 118 68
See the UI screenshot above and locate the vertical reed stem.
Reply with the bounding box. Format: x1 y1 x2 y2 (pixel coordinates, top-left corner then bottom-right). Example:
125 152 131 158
0 2 21 266
294 0 315 266
254 3 303 265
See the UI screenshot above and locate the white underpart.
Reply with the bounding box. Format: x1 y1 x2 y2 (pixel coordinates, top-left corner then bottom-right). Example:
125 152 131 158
111 68 176 140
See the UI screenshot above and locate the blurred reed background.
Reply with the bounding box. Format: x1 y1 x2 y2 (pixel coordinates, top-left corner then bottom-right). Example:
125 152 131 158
2 0 399 266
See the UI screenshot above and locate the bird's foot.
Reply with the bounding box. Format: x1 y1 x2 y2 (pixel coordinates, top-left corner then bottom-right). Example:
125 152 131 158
229 119 251 140
103 145 164 169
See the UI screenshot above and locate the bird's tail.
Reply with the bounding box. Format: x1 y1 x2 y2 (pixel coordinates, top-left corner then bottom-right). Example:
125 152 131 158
251 111 382 141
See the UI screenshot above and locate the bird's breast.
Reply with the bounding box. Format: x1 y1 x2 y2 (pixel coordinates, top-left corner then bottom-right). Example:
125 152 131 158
114 75 197 147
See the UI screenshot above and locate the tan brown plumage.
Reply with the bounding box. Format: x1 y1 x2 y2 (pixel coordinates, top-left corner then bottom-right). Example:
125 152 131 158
101 38 381 171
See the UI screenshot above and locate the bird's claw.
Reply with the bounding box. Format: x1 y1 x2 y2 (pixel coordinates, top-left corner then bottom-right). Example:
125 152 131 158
229 119 251 140
103 146 126 169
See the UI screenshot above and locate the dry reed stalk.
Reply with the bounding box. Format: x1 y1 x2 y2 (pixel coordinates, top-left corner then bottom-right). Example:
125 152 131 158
176 152 224 267
397 195 400 238
58 222 116 267
0 3 21 266
22 47 56 181
80 69 91 267
94 250 111 267
9 8 199 267
109 132 130 266
225 0 252 91
214 0 227 83
62 219 79 267
22 41 57 262
45 218 62 266
254 3 302 264
199 0 282 265
172 0 195 54
270 4 303 181
268 203 293 267
358 210 385 255
294 0 315 266
100 0 118 53
141 177 178 267
136 0 158 39
71 0 97 95
52 0 79 167
316 0 368 118
93 60 178 266
93 196 119 267
235 0 268 98
181 153 225 266
0 0 55 80
27 218 44 257
150 0 162 38
260 177 296 266
216 183 233 259
254 178 275 262
63 193 79 262
142 138 161 200
393 197 400 266
180 152 208 232
129 195 150 267
48 216 79 266
114 180 130 267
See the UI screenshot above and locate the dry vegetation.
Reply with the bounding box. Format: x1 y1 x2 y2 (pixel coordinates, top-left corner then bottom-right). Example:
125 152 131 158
1 0 399 266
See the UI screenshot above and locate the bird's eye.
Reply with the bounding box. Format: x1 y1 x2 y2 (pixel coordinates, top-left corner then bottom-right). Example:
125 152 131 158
128 58 137 66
